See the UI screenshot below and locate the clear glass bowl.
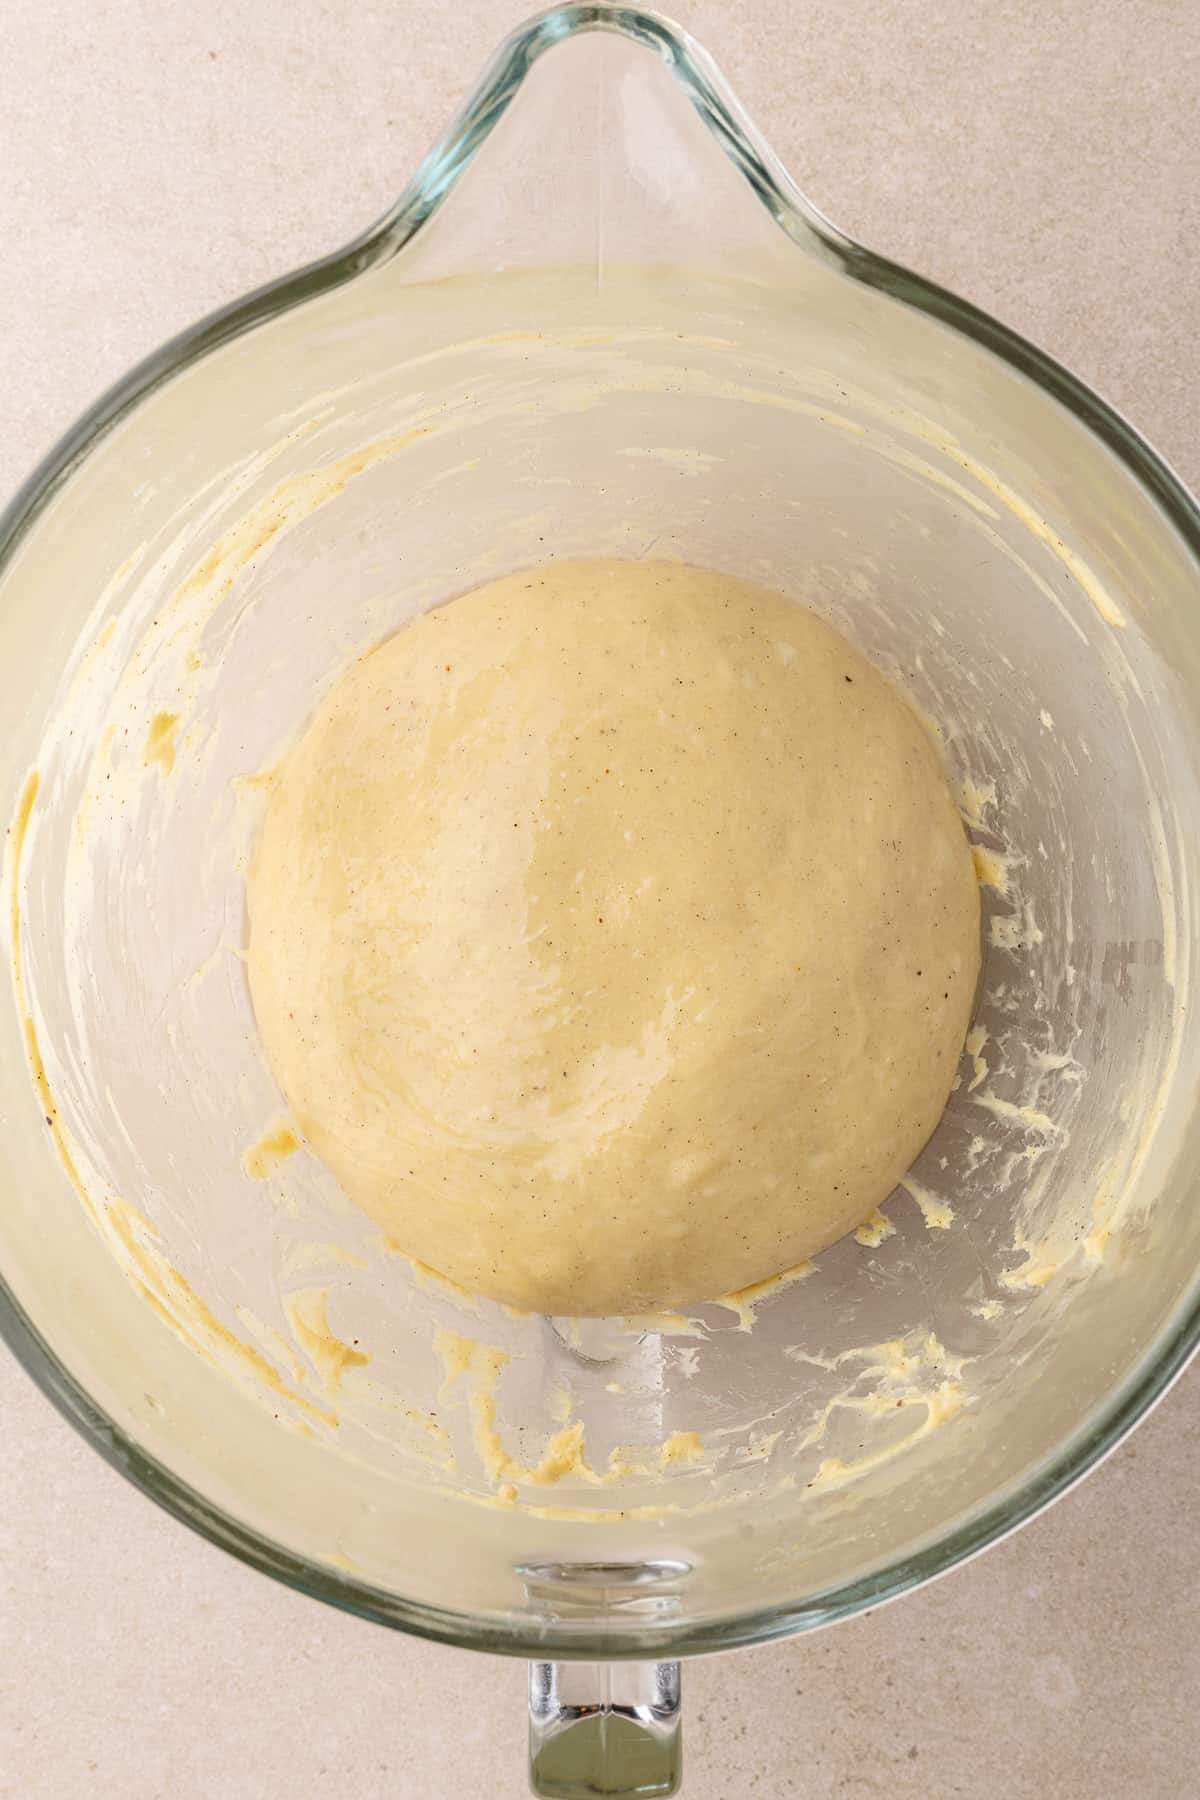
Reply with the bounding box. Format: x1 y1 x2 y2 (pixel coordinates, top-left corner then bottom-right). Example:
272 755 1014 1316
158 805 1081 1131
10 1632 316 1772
2 7 1198 1795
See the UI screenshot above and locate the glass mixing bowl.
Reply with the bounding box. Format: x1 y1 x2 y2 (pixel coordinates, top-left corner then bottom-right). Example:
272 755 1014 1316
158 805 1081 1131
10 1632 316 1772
2 8 1198 1795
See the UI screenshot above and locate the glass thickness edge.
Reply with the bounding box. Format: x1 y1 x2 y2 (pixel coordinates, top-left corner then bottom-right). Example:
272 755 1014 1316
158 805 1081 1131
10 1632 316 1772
0 2 1197 1659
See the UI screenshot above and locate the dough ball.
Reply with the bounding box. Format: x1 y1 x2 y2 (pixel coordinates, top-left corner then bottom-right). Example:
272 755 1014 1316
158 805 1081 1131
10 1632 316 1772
247 560 979 1315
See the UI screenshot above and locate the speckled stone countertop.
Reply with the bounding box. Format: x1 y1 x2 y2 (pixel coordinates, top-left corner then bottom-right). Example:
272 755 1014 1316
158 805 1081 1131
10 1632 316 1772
1 2 1197 1794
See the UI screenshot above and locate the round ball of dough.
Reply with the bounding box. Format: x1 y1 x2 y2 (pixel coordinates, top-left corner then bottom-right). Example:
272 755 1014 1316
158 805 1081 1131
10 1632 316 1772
247 560 979 1316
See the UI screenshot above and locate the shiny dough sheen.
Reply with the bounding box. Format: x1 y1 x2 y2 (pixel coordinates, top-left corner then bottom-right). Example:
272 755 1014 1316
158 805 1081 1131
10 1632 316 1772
246 560 980 1316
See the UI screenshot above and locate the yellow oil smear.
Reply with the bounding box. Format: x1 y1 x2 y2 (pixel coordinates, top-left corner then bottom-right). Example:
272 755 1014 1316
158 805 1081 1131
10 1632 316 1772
441 1482 682 1523
9 769 336 1433
143 710 180 775
181 944 248 1000
798 1333 969 1491
960 778 998 831
104 1202 336 1423
619 1310 706 1337
490 1414 594 1489
72 788 93 853
971 845 1009 891
880 445 1002 520
779 1338 961 1450
489 1463 803 1523
854 1207 895 1248
965 1022 989 1093
1000 1235 1064 1290
658 1429 704 1466
483 327 619 350
793 1387 892 1450
346 1374 454 1470
999 1134 1125 1290
1032 1049 1084 1081
433 1327 483 1402
468 1363 598 1494
7 771 94 1212
618 360 1123 629
280 1240 368 1279
620 446 718 478
233 761 280 793
434 1330 708 1499
64 613 119 704
321 1550 364 1575
169 427 434 621
235 1305 308 1383
69 720 117 850
1084 1158 1127 1262
462 1356 594 1491
898 688 948 756
990 897 1044 952
744 1428 783 1463
418 1262 479 1311
848 393 1126 630
1015 948 1184 1281
898 1175 955 1230
242 1121 299 1179
18 1000 88 1190
974 477 1126 629
972 1090 1062 1137
283 1286 370 1396
607 1430 707 1479
1146 785 1179 992
809 1385 966 1492
8 770 38 965
712 1259 816 1331
384 1241 480 1312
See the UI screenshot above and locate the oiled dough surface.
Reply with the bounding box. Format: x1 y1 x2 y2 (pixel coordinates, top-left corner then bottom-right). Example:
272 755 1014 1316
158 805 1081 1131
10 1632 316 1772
247 560 979 1315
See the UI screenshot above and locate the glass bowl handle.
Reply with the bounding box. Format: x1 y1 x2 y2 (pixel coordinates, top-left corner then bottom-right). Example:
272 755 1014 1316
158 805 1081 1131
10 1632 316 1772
528 1659 682 1797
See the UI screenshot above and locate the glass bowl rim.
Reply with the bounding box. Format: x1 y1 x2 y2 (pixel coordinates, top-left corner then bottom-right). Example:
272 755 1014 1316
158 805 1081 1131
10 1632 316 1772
1 1 1197 1660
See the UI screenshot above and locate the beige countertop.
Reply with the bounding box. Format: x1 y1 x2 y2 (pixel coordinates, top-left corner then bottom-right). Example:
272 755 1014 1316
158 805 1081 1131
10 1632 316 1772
1 1 1198 1794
